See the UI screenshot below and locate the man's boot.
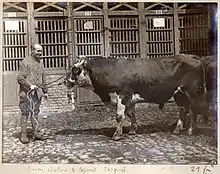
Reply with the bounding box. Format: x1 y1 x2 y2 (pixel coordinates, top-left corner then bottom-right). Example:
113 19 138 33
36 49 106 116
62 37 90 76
20 115 29 144
31 115 42 140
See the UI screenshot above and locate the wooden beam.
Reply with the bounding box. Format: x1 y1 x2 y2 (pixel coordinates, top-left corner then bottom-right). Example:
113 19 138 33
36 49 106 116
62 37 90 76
173 3 180 54
84 2 102 11
109 3 122 11
108 11 139 16
73 3 87 12
4 12 27 18
48 2 66 12
178 4 187 9
139 2 147 58
72 11 103 16
34 12 68 17
144 10 174 15
27 2 35 56
145 3 160 10
4 2 27 12
160 3 173 10
123 3 138 11
34 2 65 12
67 2 74 67
103 2 110 57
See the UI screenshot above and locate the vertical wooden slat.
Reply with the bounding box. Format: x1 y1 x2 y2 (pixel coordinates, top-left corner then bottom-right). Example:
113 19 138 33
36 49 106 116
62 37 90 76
0 1 3 106
8 34 11 59
21 22 24 59
59 20 62 67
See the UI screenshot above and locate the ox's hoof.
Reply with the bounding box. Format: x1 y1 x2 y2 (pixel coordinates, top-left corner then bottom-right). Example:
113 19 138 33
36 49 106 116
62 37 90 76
172 128 180 135
112 134 123 141
128 129 136 135
188 128 193 136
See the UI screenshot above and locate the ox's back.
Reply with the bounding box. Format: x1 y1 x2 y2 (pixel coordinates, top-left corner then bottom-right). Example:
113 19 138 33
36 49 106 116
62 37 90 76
81 55 200 104
84 55 199 89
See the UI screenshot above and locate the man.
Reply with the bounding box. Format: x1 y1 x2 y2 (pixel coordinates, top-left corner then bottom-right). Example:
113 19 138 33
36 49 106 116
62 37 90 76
17 43 48 144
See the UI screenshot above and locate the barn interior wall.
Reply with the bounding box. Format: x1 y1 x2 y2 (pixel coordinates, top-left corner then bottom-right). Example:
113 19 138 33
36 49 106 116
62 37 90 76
1 2 214 108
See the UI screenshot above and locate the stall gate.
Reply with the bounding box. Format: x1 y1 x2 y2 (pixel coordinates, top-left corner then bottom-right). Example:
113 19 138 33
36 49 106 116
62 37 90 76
109 16 139 58
74 17 104 104
3 19 28 106
179 14 209 56
35 18 68 69
145 16 174 58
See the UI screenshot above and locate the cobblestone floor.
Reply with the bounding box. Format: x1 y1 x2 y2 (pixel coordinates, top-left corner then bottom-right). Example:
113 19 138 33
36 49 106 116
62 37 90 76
2 103 217 164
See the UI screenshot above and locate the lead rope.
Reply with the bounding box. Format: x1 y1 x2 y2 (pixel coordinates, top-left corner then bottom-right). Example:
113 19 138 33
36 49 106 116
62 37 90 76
202 66 207 101
27 89 38 142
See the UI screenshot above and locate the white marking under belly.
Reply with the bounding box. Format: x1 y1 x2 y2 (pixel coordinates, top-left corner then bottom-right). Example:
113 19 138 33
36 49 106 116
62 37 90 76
131 94 144 102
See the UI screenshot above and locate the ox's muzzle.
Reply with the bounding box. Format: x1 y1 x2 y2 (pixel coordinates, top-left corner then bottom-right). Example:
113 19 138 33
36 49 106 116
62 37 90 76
63 74 76 110
66 87 76 110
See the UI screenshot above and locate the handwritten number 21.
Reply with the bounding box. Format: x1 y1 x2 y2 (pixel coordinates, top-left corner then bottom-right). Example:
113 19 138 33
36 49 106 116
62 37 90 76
191 166 200 172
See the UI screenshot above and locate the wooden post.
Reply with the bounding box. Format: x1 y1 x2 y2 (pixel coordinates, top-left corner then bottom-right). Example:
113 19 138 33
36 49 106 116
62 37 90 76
0 2 3 70
207 5 212 56
138 2 147 58
173 3 180 55
103 2 110 57
27 2 35 55
67 2 74 67
0 1 3 116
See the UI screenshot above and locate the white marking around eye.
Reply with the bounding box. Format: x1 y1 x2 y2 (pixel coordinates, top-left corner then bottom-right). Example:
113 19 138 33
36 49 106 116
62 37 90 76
77 70 94 90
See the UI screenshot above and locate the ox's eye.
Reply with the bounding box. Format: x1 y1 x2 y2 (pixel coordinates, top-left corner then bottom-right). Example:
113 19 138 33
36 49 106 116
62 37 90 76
72 67 81 75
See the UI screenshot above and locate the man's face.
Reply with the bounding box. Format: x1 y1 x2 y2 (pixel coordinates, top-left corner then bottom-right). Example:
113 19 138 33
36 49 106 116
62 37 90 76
32 44 43 59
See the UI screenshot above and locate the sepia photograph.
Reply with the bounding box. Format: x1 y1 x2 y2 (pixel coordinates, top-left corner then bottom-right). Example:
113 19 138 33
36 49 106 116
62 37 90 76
0 1 218 172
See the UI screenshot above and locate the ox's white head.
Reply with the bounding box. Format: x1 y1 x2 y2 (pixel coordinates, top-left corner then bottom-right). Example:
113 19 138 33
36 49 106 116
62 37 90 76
64 57 93 90
64 57 94 108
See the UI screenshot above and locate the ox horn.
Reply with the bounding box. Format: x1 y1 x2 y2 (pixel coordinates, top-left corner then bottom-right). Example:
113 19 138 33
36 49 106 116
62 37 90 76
75 59 85 67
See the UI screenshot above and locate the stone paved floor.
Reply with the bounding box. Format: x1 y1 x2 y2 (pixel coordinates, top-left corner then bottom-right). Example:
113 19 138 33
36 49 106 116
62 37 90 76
2 103 217 164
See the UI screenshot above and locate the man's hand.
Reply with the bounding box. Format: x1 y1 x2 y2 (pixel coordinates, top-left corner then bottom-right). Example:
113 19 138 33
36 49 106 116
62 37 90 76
30 85 38 90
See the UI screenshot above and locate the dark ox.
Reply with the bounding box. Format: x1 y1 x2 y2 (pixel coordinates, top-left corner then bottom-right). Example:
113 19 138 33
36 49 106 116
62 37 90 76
172 55 217 135
64 54 205 140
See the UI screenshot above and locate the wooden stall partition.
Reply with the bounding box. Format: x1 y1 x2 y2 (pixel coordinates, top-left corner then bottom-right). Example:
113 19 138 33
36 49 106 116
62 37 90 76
2 2 28 106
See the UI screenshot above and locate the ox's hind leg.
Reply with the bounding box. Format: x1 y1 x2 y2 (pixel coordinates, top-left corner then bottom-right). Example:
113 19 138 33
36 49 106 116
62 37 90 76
126 105 137 135
173 106 189 135
188 112 197 136
112 95 126 141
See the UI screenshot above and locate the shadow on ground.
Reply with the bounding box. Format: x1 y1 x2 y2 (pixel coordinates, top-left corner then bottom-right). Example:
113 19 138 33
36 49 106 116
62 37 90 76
55 123 215 138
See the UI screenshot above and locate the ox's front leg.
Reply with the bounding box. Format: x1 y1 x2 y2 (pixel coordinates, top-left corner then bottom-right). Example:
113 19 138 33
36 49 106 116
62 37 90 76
112 95 126 141
126 105 137 135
